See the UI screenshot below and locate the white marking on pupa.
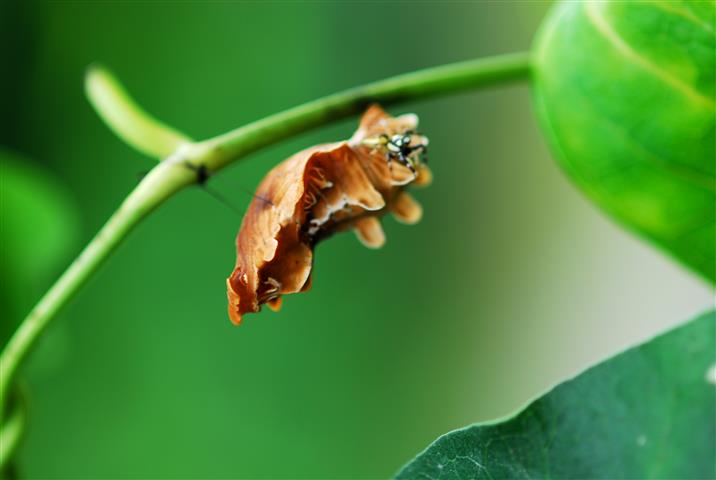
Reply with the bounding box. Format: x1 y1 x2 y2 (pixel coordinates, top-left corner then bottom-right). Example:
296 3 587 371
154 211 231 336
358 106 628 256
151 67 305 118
264 277 281 293
395 113 419 130
636 435 647 447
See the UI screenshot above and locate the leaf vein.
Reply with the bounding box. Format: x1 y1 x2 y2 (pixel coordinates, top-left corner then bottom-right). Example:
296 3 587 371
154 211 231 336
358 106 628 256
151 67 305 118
648 0 716 36
585 1 715 109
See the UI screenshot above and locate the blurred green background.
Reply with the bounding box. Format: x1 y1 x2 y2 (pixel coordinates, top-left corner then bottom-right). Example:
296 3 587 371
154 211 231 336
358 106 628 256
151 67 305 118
1 2 712 478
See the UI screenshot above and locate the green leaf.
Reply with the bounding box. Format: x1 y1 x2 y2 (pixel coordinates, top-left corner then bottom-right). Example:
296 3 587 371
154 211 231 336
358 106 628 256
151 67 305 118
395 310 716 479
531 0 716 284
0 148 78 341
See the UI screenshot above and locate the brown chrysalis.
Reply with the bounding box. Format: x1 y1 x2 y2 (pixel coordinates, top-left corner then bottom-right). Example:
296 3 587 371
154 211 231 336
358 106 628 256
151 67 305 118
226 105 431 324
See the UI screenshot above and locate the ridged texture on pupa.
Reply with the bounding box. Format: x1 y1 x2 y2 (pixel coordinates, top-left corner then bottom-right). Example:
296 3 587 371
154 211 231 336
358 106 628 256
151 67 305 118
227 105 430 324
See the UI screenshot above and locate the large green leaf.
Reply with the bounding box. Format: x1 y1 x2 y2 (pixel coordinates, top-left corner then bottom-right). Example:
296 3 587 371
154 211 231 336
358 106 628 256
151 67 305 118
396 310 716 479
531 0 715 283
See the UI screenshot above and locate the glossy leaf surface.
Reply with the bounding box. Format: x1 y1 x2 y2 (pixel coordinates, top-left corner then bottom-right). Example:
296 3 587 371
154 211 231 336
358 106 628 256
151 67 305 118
532 0 715 283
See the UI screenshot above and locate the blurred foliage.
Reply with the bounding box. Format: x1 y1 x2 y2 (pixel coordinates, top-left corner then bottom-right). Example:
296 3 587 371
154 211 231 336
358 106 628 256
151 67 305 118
533 0 715 283
398 309 716 479
0 148 78 343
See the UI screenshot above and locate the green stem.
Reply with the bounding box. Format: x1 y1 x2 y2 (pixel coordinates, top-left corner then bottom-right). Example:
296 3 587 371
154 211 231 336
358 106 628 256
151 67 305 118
202 51 532 172
0 387 26 470
85 65 192 158
0 51 531 435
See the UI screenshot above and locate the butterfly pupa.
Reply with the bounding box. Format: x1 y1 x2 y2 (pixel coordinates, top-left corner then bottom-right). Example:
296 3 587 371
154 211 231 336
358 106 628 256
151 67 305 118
226 105 431 325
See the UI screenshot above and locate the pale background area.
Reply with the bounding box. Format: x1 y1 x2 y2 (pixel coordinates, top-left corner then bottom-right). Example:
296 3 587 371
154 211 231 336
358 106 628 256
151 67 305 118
2 1 712 478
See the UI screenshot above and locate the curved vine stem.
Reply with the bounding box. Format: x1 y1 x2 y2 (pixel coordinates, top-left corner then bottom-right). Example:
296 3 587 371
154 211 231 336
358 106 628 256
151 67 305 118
0 51 531 466
0 387 26 470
